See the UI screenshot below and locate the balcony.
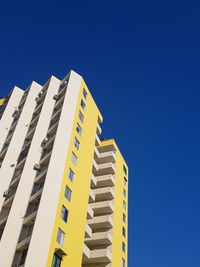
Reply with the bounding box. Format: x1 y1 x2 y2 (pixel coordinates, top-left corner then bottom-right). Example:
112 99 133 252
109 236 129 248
87 205 94 219
34 168 47 183
92 160 98 175
89 201 114 216
85 224 92 238
85 231 112 247
96 151 116 164
23 210 38 226
0 144 8 159
91 174 97 188
40 150 52 166
26 125 36 140
4 192 15 208
87 215 113 230
93 187 114 201
88 248 112 264
94 146 99 161
89 190 95 203
96 123 102 135
16 157 26 170
96 174 115 188
29 188 42 203
97 162 115 176
47 120 59 136
95 135 101 146
16 235 31 251
54 94 65 110
82 244 90 263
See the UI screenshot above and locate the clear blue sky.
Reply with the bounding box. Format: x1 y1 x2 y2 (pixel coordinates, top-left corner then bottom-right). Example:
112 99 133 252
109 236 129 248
1 1 200 266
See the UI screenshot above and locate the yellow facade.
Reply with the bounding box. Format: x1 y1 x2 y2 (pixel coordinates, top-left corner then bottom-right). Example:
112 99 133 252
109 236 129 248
46 81 128 267
46 78 103 266
100 140 128 267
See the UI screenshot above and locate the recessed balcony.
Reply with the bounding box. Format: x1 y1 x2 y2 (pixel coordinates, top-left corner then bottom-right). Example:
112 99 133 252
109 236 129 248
82 244 90 263
97 162 115 176
89 201 114 216
85 224 92 238
93 187 114 201
23 210 38 226
96 151 116 164
96 174 115 188
85 231 112 247
92 160 98 175
4 193 15 208
87 205 94 219
83 248 112 264
91 174 97 188
94 146 100 161
87 215 113 230
89 190 95 203
16 235 31 251
95 135 101 146
29 188 42 203
96 123 102 135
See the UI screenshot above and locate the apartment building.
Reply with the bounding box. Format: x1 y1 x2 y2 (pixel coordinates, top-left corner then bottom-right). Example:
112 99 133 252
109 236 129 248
0 70 128 267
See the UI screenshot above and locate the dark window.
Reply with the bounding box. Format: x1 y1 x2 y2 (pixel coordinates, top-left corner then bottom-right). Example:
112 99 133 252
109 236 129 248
51 253 61 267
61 205 69 223
123 165 127 175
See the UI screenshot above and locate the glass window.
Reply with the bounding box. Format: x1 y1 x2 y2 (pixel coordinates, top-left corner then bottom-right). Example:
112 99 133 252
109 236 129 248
68 168 75 183
65 185 72 202
71 152 77 166
78 111 84 123
74 136 80 151
51 253 61 267
122 258 125 267
122 242 126 253
76 123 82 136
61 205 69 223
123 189 126 198
123 213 126 223
123 200 126 210
81 99 86 111
122 227 126 237
83 88 87 100
124 177 127 186
56 228 65 247
123 165 127 175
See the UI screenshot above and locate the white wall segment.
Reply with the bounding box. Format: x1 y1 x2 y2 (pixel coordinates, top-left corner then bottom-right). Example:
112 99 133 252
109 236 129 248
24 71 82 267
0 76 60 267
0 82 41 213
0 86 23 151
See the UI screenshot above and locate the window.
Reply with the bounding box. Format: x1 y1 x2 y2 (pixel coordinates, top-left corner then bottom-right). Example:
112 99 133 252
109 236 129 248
68 168 75 183
124 177 127 186
123 200 126 210
81 99 86 111
65 185 72 202
51 253 61 267
56 228 65 247
83 88 87 100
78 110 84 123
74 136 80 151
122 242 126 253
123 213 126 223
71 152 77 166
123 165 127 175
123 189 126 198
76 123 82 136
122 258 125 267
122 227 126 237
61 205 69 223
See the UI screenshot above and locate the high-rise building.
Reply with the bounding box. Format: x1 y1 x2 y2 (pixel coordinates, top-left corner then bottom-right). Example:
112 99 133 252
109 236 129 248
0 70 128 267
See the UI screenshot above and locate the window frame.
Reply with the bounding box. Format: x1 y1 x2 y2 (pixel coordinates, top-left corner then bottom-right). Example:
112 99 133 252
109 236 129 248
74 136 80 151
61 205 69 223
76 122 82 136
56 228 65 247
78 110 84 123
83 88 88 100
64 185 72 202
68 167 75 183
71 151 77 166
81 99 86 111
